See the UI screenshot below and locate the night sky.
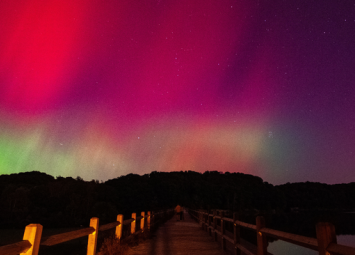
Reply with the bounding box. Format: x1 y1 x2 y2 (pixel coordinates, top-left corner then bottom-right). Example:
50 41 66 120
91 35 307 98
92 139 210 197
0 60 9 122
0 0 354 185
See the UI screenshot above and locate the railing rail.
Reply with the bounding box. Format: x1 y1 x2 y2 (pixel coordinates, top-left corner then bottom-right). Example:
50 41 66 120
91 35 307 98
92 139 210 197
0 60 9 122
189 208 355 255
0 209 174 255
260 227 318 251
0 240 32 255
41 227 96 246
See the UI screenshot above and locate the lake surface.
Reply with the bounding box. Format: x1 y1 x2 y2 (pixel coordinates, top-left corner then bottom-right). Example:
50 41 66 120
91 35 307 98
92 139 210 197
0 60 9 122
267 235 355 255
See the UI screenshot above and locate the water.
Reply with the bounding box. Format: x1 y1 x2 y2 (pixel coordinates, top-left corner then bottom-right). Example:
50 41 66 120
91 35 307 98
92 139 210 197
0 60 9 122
267 235 355 255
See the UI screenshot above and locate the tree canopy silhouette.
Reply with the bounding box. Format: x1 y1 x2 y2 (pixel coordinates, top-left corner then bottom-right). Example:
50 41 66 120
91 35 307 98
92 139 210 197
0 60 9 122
1 170 354 231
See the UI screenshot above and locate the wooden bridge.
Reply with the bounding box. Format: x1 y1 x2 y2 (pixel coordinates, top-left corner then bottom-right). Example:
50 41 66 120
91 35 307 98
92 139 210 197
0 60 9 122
126 209 227 255
1 207 355 255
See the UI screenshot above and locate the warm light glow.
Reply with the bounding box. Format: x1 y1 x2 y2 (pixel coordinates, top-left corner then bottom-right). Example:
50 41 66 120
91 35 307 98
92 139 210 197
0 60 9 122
21 224 43 255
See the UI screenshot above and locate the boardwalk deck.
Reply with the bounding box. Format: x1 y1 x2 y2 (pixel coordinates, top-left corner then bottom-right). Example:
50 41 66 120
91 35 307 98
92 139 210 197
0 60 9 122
126 211 229 255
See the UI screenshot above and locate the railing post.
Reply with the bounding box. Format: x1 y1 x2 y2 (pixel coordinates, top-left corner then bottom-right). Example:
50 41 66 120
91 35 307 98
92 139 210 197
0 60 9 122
141 211 145 231
202 211 207 230
208 210 211 236
116 214 123 240
87 217 99 255
316 222 337 255
256 216 267 255
233 213 241 255
203 211 206 231
200 211 203 229
147 211 151 231
20 224 43 255
131 213 136 234
213 210 217 241
221 211 225 250
200 211 204 229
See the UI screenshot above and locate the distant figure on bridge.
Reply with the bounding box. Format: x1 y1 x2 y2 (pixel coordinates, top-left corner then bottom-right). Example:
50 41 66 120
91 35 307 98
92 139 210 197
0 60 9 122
175 205 184 221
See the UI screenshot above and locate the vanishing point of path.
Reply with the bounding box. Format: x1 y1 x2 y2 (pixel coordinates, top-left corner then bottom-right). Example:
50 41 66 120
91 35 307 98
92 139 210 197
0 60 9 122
126 211 229 255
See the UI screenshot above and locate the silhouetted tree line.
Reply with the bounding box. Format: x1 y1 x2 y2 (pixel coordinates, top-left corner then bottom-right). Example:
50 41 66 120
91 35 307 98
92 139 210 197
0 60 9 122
1 171 355 234
270 181 355 237
277 181 355 211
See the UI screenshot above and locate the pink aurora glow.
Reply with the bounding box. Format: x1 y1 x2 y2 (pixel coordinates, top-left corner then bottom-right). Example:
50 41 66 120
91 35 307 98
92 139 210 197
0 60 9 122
0 0 354 184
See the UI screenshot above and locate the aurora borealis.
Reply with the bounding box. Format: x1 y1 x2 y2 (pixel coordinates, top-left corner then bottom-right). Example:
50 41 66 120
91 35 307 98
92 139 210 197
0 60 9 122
0 0 354 184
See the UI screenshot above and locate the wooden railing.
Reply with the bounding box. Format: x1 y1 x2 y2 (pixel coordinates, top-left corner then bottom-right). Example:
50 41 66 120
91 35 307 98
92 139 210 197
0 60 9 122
0 209 174 255
189 209 355 255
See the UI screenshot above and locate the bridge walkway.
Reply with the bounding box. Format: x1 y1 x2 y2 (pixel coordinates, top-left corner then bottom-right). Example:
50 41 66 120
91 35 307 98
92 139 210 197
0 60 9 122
126 210 229 255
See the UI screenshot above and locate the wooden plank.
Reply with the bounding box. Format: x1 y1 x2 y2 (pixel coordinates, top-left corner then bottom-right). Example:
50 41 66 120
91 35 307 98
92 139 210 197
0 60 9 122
21 224 42 255
99 221 120 232
0 240 32 255
190 210 355 255
327 242 355 255
224 217 233 223
213 210 218 242
87 217 99 255
220 212 225 250
235 220 257 230
41 227 94 246
256 216 267 255
234 213 241 255
316 222 336 255
260 228 318 251
123 218 134 225
126 211 225 255
219 230 272 255
224 235 234 244
131 213 137 234
147 212 151 230
116 215 124 239
191 214 198 220
140 212 145 231
190 209 212 218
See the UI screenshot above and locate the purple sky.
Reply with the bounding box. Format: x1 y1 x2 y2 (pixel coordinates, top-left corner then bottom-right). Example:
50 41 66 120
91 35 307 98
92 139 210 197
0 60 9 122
0 0 354 184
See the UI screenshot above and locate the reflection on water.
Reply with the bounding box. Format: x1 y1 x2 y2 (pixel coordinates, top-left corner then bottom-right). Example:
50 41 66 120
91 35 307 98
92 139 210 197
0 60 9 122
268 240 316 255
267 235 355 255
337 235 355 246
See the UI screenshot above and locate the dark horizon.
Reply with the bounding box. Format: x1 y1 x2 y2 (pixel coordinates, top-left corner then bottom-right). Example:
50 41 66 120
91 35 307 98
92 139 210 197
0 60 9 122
2 169 355 187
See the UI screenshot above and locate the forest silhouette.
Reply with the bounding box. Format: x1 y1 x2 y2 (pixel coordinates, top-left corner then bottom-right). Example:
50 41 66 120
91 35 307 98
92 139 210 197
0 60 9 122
1 170 355 237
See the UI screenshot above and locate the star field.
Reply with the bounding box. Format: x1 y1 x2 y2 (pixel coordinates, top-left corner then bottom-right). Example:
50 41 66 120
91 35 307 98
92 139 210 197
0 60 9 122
0 0 355 184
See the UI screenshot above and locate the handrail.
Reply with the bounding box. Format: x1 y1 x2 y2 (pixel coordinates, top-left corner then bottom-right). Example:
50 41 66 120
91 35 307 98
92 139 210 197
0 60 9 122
260 227 318 251
99 221 121 232
327 242 355 255
123 218 135 225
0 209 175 255
41 227 95 246
235 220 257 230
0 240 32 255
188 208 355 255
223 217 233 223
